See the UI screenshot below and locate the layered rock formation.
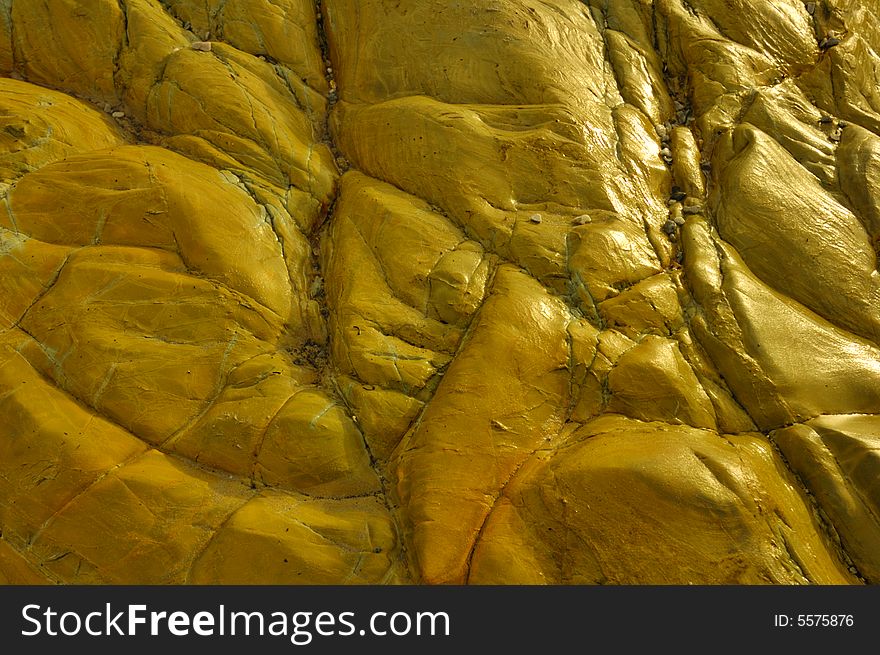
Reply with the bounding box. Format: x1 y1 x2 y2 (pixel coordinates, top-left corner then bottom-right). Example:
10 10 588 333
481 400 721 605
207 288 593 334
1 0 879 584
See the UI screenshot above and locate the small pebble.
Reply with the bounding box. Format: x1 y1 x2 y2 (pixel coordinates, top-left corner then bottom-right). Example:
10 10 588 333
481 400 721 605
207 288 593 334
839 121 848 128
662 220 677 235
309 276 323 297
700 161 712 172
111 111 125 118
682 205 703 215
529 213 542 224
670 187 687 202
660 147 672 158
819 115 833 124
103 103 113 113
805 1 816 14
672 214 686 226
572 214 592 225
819 36 840 49
191 41 212 52
655 124 669 140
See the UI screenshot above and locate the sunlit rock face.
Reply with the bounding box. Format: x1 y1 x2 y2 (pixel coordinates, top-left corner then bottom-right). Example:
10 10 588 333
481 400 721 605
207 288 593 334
0 0 878 585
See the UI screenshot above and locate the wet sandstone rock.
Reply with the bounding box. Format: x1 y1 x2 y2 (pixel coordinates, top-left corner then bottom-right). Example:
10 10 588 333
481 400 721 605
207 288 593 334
1 0 878 585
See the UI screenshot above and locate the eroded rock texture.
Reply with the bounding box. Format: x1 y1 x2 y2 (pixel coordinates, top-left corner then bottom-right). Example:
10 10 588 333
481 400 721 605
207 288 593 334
1 0 878 585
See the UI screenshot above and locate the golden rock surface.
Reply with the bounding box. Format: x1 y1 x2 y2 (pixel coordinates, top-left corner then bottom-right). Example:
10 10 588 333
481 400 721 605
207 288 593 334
0 0 878 585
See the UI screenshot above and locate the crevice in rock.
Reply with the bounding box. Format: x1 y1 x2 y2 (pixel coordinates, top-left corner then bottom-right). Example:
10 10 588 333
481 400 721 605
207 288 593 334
763 429 867 583
309 0 413 582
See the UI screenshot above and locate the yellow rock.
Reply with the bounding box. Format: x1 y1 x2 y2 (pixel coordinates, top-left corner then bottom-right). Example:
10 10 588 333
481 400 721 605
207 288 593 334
838 124 880 241
337 376 423 462
0 78 124 182
0 340 147 549
189 493 407 584
12 0 124 104
714 124 880 341
0 11 11 74
568 216 663 306
147 44 336 215
114 0 192 120
567 318 603 423
0 539 50 584
774 415 880 582
324 0 612 106
8 145 297 321
605 29 674 126
683 0 817 72
167 353 317 478
470 417 853 584
0 231 70 330
607 335 717 430
669 126 706 197
393 266 571 583
2 0 879 586
253 387 381 496
598 273 684 337
30 450 252 583
160 0 327 91
18 246 279 443
739 84 838 186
